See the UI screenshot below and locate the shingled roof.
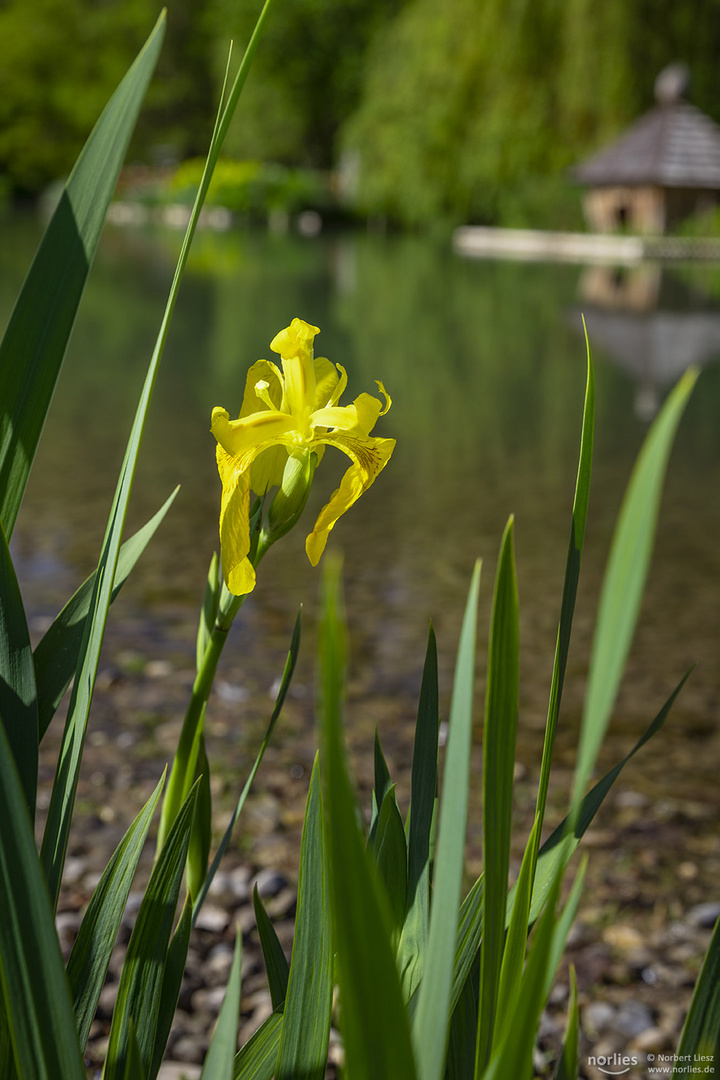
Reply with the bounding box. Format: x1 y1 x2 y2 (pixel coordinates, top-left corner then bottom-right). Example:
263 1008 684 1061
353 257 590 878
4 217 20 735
573 64 720 190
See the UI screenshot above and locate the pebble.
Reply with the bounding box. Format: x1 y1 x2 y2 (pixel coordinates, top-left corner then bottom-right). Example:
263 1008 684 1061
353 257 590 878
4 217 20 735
55 910 81 953
603 924 645 952
583 1001 616 1035
193 904 230 934
252 867 288 898
614 1000 654 1038
156 1065 201 1080
686 901 720 928
190 985 228 1016
630 1026 673 1053
172 1035 208 1064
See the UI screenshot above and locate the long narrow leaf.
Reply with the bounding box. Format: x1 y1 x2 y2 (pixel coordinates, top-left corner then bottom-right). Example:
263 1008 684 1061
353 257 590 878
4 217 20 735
33 488 178 739
476 520 518 1072
233 1011 284 1080
554 966 578 1080
149 895 193 1080
0 723 85 1079
0 14 166 538
104 784 198 1080
572 366 698 812
253 887 290 1010
67 772 166 1050
494 817 541 1046
370 785 409 938
530 668 691 924
201 928 243 1080
481 873 563 1080
413 560 481 1080
448 668 690 1021
674 912 720 1073
534 333 594 838
399 626 439 1001
124 1019 147 1080
320 558 417 1080
447 957 479 1080
40 1 278 911
0 521 38 816
276 755 333 1080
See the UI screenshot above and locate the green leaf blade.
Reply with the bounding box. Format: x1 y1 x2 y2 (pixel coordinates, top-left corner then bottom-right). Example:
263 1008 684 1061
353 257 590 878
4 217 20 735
399 626 439 1002
0 13 166 539
67 773 166 1050
276 755 333 1080
573 366 698 809
233 1011 283 1080
33 488 178 740
253 888 290 1011
0 723 85 1079
370 785 409 938
104 785 198 1080
477 519 519 1070
0 522 38 816
201 928 243 1080
413 560 481 1080
319 558 417 1080
674 913 720 1074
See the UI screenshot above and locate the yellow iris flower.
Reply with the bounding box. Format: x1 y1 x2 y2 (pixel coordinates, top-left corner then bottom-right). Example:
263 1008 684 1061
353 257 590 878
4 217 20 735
211 318 395 595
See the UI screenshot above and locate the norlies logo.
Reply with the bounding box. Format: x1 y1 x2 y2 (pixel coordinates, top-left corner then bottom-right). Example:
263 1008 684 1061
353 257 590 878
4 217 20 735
588 1053 639 1075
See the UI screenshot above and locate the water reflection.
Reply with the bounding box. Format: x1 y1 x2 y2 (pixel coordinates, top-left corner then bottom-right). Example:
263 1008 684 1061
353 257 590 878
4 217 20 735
573 264 720 420
4 217 720 832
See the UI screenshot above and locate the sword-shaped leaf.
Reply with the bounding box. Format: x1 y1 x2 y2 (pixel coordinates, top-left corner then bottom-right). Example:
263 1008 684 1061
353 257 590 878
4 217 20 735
0 722 85 1079
0 14 166 539
67 773 166 1050
0 522 38 816
276 755 333 1080
413 561 481 1080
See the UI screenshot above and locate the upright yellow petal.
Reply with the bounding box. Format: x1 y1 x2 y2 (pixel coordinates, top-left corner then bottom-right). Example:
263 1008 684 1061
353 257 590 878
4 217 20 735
313 356 343 410
270 318 319 419
238 360 284 418
305 433 396 565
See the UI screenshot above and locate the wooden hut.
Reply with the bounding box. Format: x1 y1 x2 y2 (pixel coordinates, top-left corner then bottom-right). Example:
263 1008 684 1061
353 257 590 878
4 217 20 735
572 64 720 235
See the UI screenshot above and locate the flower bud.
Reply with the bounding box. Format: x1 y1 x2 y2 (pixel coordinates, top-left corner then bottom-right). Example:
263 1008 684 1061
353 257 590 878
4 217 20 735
263 448 317 545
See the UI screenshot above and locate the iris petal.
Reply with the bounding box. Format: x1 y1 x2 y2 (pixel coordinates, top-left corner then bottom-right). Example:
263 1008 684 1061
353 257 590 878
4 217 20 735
305 433 396 564
216 445 257 595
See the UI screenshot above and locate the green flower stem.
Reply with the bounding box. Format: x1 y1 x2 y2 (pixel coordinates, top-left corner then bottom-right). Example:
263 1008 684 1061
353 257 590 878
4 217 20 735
156 621 231 854
156 543 272 857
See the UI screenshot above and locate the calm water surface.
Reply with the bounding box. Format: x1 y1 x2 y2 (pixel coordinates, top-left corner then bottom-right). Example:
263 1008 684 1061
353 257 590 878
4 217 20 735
3 213 720 864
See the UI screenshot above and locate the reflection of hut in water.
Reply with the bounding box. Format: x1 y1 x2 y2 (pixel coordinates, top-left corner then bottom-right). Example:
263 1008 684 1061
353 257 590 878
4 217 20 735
572 265 720 419
572 64 720 235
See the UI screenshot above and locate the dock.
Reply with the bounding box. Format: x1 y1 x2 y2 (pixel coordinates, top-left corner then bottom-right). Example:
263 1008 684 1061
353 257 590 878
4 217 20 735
453 226 720 265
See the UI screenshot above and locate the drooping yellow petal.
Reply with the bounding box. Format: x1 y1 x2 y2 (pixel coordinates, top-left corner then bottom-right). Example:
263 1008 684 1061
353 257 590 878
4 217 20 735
271 318 319 419
250 444 290 496
305 433 396 565
216 444 257 595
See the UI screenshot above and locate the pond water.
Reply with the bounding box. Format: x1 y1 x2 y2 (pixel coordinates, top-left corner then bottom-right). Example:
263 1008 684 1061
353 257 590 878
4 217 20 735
3 213 720 870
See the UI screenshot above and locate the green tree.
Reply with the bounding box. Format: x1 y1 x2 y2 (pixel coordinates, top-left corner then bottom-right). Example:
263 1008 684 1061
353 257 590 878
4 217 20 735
208 0 408 167
341 0 720 227
0 0 216 194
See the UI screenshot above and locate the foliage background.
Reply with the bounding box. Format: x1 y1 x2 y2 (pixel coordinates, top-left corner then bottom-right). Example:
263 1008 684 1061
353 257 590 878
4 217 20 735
2 0 720 224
